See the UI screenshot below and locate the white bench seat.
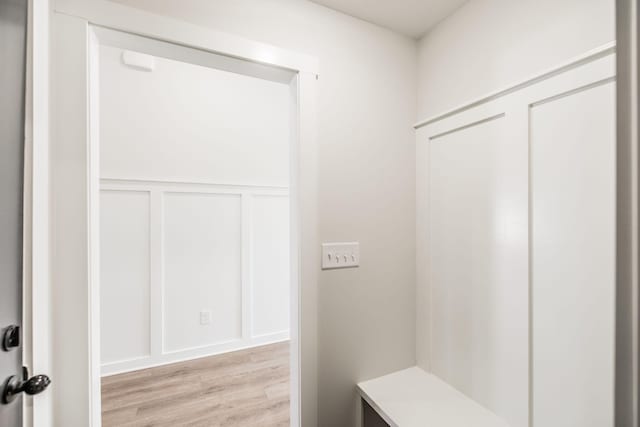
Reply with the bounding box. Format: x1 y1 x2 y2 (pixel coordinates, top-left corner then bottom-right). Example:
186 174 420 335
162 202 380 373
357 367 509 427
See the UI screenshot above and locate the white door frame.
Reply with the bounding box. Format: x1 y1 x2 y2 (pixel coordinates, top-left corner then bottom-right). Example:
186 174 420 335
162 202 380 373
48 1 319 425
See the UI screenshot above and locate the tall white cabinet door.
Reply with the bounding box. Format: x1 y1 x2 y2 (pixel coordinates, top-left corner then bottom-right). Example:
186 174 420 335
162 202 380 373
531 81 615 427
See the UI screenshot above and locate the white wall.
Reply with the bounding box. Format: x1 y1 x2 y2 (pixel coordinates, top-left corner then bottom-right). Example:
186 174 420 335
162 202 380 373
416 0 615 370
99 44 290 186
108 1 418 426
417 0 615 120
99 44 292 374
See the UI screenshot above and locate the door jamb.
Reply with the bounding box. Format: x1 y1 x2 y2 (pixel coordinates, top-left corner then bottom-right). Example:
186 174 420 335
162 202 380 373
23 0 51 426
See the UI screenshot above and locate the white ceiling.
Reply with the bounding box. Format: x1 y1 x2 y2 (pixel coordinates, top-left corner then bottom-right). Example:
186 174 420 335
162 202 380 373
309 0 469 38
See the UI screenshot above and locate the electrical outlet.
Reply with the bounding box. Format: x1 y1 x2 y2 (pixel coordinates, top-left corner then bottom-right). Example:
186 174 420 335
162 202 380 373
321 242 360 269
200 310 212 325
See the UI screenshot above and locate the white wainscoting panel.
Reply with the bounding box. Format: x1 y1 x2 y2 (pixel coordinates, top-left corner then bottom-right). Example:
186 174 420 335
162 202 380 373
163 192 243 353
416 46 616 427
429 114 529 426
250 195 290 338
530 81 615 427
100 180 290 375
100 190 151 364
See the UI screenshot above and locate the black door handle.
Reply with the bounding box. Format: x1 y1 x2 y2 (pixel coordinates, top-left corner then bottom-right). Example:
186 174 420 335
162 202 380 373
2 367 51 404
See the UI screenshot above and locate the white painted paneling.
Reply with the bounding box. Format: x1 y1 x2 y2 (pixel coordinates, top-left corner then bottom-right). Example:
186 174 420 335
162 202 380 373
163 192 242 352
531 81 615 427
100 190 151 363
251 195 290 337
100 183 291 375
415 1 615 387
429 115 528 427
99 44 290 186
417 47 615 427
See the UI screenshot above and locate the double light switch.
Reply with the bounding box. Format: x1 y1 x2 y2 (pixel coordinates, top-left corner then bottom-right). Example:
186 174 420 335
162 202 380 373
321 242 360 269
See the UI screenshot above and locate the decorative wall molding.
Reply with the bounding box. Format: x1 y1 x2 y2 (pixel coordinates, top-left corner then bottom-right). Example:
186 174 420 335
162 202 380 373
100 179 290 376
101 177 289 192
429 113 505 141
414 42 616 129
102 331 289 376
416 46 617 426
528 76 616 108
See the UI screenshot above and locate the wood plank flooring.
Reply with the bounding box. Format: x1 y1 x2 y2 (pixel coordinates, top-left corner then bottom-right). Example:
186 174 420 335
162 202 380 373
102 342 290 427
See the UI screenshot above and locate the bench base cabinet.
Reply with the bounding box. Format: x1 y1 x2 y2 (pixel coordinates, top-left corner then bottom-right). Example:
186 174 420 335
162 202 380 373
363 399 390 427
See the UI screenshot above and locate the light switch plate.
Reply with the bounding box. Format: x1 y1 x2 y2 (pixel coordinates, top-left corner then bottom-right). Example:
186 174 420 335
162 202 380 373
321 242 360 270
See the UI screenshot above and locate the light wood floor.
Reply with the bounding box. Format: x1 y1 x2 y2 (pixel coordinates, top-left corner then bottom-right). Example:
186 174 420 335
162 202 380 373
101 342 290 427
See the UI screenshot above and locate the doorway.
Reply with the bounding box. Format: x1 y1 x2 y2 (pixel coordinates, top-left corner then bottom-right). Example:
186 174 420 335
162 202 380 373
49 4 319 424
93 27 296 426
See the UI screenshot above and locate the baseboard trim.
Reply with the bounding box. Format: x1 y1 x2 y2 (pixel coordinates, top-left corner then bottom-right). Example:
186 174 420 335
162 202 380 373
101 332 290 376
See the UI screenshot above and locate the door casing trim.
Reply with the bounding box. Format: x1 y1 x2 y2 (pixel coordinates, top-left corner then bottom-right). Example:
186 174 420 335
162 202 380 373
46 1 319 425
